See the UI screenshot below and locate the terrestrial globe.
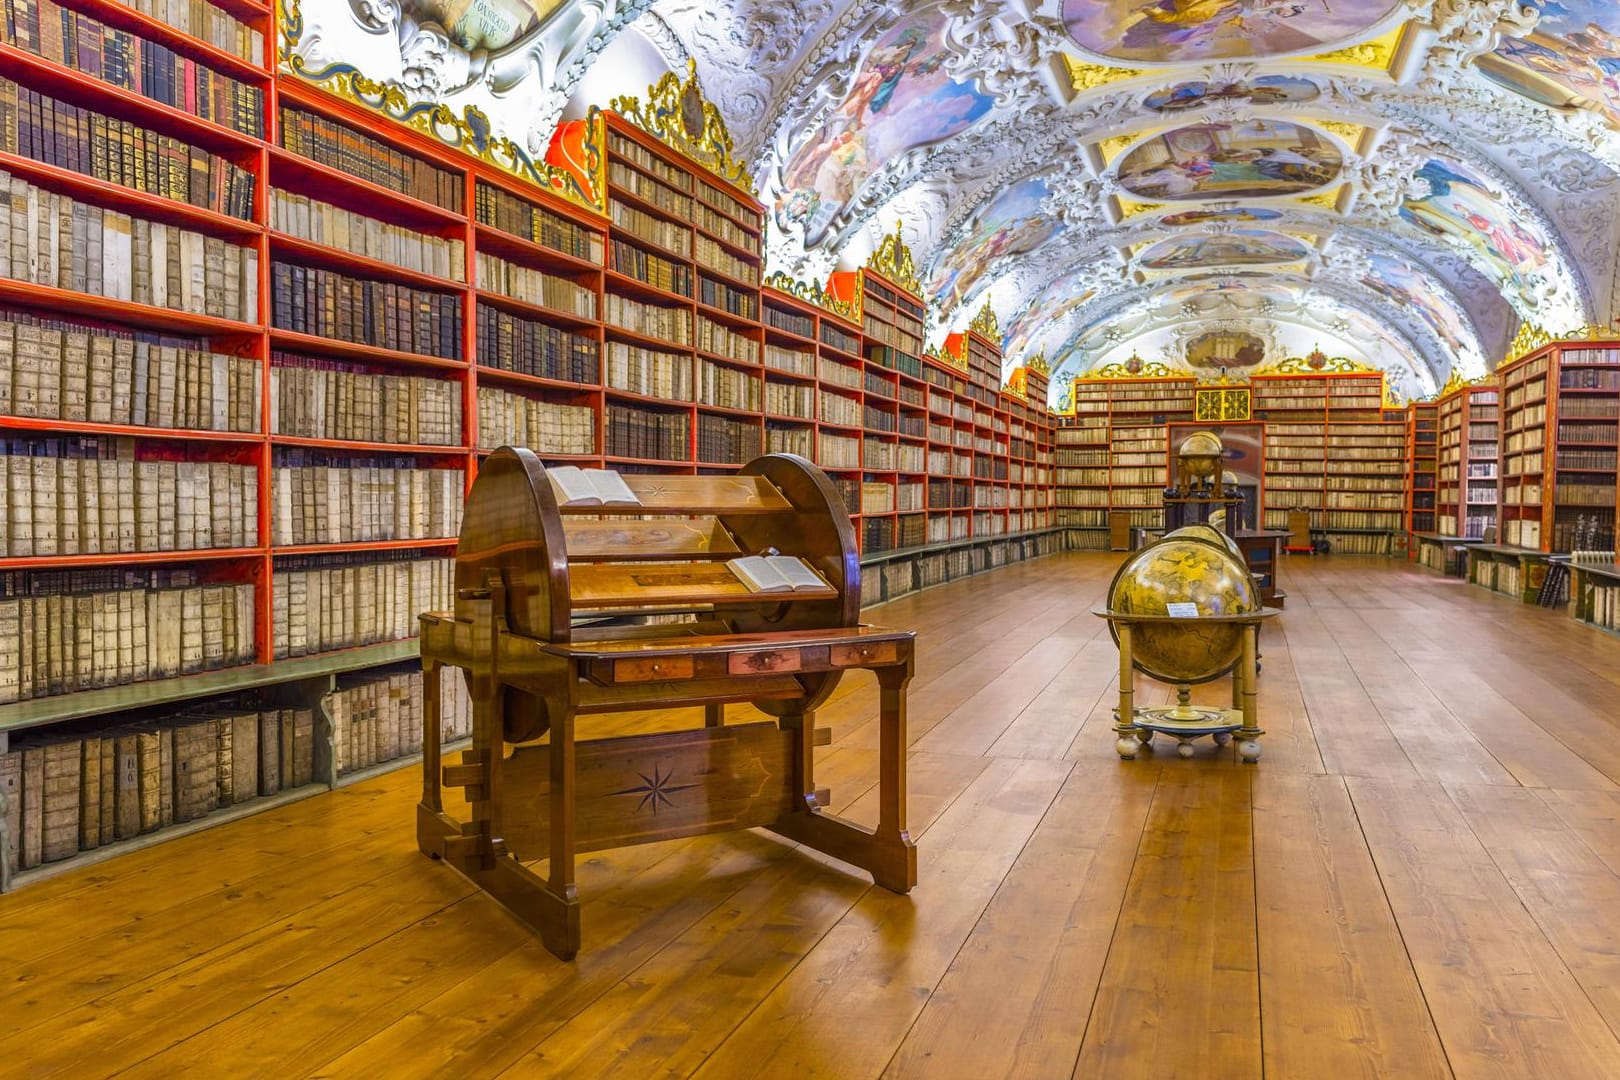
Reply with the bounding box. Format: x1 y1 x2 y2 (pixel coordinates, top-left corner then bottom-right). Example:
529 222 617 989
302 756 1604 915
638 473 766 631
1177 431 1224 488
1106 536 1259 685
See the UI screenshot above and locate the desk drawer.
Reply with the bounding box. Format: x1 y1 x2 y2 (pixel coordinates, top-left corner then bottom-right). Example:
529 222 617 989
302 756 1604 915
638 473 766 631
613 655 695 683
830 641 898 667
728 649 803 675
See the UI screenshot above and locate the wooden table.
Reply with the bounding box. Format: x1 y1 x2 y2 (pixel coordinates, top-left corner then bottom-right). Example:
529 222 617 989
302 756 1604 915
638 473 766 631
1465 544 1554 603
1413 533 1483 576
1232 529 1288 608
1568 560 1620 633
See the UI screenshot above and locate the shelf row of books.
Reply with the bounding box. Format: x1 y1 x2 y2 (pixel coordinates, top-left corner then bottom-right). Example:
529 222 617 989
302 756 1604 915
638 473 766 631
1 442 257 556
0 668 472 876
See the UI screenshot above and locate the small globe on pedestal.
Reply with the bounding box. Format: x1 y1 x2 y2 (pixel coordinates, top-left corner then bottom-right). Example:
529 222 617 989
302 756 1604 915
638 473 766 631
1166 523 1242 559
1176 431 1224 491
1106 537 1259 686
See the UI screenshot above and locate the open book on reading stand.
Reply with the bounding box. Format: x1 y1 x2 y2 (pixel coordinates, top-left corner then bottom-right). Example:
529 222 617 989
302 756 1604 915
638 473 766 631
727 555 830 593
548 466 642 507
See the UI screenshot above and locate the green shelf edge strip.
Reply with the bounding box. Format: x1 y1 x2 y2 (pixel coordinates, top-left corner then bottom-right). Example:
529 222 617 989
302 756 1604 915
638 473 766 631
0 639 420 735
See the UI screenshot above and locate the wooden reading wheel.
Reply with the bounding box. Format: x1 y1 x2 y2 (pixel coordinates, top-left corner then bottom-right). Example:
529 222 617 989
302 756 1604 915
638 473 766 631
417 448 918 959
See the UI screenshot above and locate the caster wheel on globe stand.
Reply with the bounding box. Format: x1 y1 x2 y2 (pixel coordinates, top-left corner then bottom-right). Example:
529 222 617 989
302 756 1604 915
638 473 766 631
1213 732 1232 746
1176 740 1195 758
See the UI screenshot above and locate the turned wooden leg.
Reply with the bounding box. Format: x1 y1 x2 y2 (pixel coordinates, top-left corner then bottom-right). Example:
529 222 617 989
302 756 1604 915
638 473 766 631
782 708 817 811
1116 623 1140 759
874 665 909 846
704 703 725 728
1237 624 1263 764
871 663 918 893
465 674 500 865
542 706 581 960
421 660 443 814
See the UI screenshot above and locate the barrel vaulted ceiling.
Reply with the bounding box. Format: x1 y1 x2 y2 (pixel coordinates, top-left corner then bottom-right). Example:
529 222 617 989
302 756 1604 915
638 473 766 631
556 1 1620 402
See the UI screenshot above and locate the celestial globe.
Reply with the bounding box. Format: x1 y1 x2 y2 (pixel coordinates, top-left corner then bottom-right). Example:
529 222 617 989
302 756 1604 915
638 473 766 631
1166 523 1243 560
1177 431 1224 489
1106 536 1259 685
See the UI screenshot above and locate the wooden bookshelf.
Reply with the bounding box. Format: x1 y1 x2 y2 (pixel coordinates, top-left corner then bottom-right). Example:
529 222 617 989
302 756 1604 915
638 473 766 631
1497 334 1620 552
1407 401 1439 551
1252 373 1405 554
1434 382 1500 540
0 10 1072 886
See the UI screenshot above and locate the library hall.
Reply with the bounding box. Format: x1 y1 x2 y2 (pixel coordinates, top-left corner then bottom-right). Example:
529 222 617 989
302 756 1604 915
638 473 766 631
9 0 1620 1077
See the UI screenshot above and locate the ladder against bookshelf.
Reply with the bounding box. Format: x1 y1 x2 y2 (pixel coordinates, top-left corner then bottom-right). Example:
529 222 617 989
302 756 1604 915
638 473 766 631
1496 333 1619 553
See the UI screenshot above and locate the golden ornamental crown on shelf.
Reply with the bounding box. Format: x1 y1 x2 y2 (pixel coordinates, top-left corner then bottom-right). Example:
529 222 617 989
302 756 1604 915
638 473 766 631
968 298 1001 342
276 0 596 208
1253 350 1378 376
763 270 860 323
1506 322 1551 361
610 59 753 190
1432 367 1497 399
866 222 924 296
1026 351 1051 377
928 338 969 372
1086 356 1182 379
1436 369 1467 398
1003 367 1029 401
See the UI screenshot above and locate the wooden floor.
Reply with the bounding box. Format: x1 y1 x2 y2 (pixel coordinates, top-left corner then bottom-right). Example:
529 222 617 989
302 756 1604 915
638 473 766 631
8 554 1620 1078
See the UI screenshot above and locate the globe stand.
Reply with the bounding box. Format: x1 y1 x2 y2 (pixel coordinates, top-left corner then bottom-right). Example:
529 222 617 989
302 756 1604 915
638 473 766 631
1100 614 1273 764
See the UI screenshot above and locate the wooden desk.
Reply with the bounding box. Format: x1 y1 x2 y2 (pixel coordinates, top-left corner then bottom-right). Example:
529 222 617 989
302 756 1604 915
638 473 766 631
1232 529 1288 609
1414 532 1483 576
1465 544 1554 603
417 450 917 960
1568 561 1620 633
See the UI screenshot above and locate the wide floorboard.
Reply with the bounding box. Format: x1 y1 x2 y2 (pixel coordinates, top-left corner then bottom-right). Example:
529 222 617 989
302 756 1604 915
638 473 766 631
7 553 1620 1078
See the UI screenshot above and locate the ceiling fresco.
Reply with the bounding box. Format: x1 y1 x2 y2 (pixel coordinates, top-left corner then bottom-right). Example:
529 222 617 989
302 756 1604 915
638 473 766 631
772 11 995 247
926 176 1065 311
1483 1 1620 127
1142 75 1322 112
538 0 1620 401
1136 229 1312 269
1061 0 1405 64
1115 120 1344 201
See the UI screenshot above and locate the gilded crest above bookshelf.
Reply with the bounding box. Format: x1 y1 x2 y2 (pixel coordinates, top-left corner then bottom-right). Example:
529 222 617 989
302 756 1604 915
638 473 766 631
866 222 924 297
968 299 1001 343
763 271 860 323
275 0 611 207
610 60 754 191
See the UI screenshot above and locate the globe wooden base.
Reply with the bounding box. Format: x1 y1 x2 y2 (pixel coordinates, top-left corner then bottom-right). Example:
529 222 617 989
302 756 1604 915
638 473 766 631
1113 705 1260 762
1096 614 1272 766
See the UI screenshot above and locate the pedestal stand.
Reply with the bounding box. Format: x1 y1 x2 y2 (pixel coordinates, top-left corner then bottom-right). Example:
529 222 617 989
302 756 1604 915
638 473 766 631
1096 611 1276 764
